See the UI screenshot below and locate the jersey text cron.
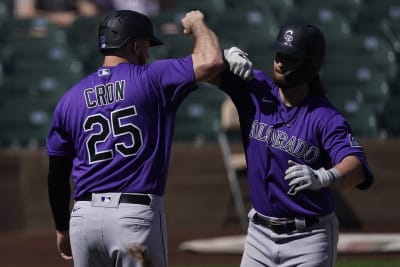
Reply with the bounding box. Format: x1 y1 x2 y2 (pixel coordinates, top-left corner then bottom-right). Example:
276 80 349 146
84 80 126 108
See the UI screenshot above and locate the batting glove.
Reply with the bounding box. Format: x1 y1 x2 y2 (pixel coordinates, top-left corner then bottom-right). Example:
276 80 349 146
223 47 254 80
284 160 342 195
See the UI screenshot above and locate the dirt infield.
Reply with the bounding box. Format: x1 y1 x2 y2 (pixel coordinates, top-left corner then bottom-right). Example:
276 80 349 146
2 227 400 267
0 230 72 267
0 225 243 267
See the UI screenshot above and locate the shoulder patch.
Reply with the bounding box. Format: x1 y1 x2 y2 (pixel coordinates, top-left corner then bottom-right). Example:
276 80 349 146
349 133 362 147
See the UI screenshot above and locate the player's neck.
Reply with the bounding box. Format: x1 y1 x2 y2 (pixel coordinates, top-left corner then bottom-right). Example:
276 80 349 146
279 84 309 107
103 56 130 67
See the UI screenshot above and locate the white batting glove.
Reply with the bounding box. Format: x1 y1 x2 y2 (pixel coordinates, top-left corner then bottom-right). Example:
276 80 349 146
284 160 342 195
223 47 254 80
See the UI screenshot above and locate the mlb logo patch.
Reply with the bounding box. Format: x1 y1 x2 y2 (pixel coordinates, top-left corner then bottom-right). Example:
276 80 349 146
99 35 106 48
98 68 110 77
101 196 112 203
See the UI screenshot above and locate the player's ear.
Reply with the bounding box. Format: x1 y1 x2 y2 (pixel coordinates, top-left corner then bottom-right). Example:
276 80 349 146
130 39 139 54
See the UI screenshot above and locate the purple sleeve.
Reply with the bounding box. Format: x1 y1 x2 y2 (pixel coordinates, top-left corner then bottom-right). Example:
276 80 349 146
147 56 196 105
46 100 75 156
320 112 374 189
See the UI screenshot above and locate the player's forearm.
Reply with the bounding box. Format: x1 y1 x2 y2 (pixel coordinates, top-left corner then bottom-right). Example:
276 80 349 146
333 155 366 189
49 185 71 231
48 156 73 231
191 22 224 82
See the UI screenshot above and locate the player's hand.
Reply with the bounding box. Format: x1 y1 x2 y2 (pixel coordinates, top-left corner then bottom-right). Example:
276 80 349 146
224 47 254 80
181 10 205 35
56 230 73 260
284 160 340 194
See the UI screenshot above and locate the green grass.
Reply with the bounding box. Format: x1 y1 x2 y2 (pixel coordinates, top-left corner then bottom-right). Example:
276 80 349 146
337 259 400 267
171 265 235 267
172 265 234 267
171 259 400 267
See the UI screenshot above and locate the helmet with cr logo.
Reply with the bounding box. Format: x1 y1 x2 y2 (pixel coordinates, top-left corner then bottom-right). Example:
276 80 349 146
98 10 163 54
274 24 325 87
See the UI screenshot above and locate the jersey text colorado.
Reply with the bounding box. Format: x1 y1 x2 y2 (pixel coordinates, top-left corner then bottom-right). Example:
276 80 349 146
249 120 320 163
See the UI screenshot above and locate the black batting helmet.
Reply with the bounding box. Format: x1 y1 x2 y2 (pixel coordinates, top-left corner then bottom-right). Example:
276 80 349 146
274 24 325 70
274 24 326 88
98 10 163 53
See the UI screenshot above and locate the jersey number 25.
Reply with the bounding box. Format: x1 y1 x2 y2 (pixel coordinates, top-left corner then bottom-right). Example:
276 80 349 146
83 106 143 164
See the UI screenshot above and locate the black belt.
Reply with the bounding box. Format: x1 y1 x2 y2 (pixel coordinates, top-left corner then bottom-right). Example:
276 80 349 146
252 213 319 234
76 193 151 206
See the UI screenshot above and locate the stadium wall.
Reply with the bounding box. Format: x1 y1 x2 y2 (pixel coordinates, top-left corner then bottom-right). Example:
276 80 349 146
0 139 399 232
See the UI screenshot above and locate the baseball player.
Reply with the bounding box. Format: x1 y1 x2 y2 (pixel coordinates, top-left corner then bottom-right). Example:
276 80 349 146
217 24 375 266
46 9 227 267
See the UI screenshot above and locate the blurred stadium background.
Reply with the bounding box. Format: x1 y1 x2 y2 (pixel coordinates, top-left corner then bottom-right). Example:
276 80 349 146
1 0 400 266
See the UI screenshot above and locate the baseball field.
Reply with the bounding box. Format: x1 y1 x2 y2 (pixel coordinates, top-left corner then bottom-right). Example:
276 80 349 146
1 228 400 267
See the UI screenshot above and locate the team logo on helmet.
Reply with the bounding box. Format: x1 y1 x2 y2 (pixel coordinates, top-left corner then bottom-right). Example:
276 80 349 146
283 30 294 46
99 35 106 49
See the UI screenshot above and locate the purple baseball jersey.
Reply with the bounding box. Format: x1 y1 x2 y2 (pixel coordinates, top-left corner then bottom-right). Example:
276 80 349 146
220 69 374 218
47 56 196 199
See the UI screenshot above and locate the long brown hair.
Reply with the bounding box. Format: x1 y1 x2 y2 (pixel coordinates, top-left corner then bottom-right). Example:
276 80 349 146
309 75 326 96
